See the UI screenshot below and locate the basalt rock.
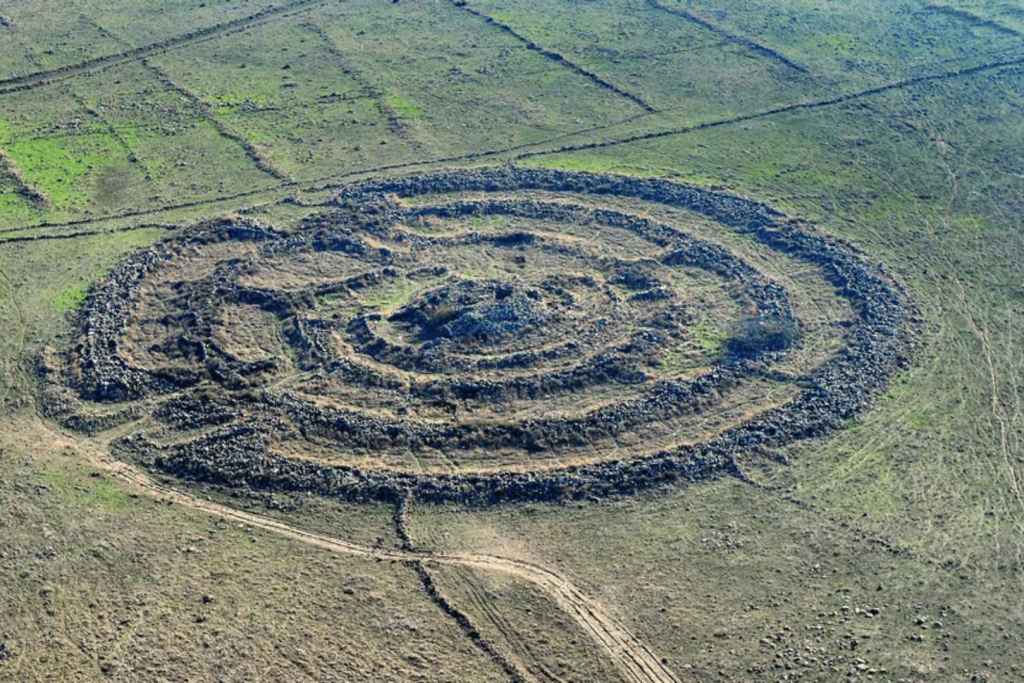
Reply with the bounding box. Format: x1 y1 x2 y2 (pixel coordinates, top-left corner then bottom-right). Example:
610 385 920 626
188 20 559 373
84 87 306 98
50 168 917 506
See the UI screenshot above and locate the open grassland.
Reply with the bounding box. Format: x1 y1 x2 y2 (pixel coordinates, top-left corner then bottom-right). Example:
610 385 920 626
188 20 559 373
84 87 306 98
1 0 1022 681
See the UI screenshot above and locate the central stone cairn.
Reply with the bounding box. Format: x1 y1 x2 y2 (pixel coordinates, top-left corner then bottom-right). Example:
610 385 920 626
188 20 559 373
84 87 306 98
392 280 554 346
47 168 916 505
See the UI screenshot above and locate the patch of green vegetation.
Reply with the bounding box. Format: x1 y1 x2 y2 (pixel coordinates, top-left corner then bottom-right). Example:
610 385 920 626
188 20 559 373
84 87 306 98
468 0 826 113
0 1 1021 680
817 32 859 55
210 92 277 116
658 0 1022 85
458 263 508 281
357 276 432 313
4 132 125 211
316 0 641 153
656 345 708 375
527 155 629 175
385 94 423 120
52 285 87 313
0 228 163 348
39 466 131 513
0 190 41 223
691 318 727 354
532 66 1024 577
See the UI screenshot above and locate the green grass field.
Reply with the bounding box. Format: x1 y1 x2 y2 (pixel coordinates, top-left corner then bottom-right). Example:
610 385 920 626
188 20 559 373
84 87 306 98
1 1 1022 681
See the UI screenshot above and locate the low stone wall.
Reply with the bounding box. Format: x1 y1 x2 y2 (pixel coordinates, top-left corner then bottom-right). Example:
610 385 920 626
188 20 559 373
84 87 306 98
55 168 916 506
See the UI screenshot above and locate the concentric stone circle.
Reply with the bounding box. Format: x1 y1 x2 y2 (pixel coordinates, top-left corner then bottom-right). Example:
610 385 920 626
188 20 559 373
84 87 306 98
47 168 916 505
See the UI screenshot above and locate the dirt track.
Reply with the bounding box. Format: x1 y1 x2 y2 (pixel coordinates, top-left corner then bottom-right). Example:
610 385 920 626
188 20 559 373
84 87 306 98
42 421 680 683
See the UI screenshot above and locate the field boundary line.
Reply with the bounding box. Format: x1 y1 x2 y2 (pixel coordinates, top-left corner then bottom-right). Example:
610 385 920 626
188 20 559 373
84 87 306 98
140 59 289 181
446 0 657 113
395 497 545 682
2 52 1021 240
645 0 810 75
453 566 567 683
0 0 330 96
512 53 1024 162
302 21 422 149
0 223 175 245
0 149 48 207
411 561 531 683
924 3 1023 38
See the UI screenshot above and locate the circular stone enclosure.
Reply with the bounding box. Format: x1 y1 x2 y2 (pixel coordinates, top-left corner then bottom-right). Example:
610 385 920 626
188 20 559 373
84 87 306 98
48 168 916 505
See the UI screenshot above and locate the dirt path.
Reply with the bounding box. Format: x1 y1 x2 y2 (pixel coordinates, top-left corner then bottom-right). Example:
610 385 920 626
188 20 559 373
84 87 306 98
40 421 679 683
450 566 567 683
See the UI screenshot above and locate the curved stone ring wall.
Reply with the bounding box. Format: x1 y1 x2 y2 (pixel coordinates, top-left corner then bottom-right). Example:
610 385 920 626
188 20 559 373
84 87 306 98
49 168 917 505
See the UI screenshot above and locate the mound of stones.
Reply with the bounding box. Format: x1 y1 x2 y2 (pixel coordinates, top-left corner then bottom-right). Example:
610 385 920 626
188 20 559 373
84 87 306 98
49 167 917 505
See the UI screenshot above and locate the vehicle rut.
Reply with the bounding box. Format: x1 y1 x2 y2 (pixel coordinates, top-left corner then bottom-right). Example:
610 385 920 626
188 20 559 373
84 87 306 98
47 423 681 683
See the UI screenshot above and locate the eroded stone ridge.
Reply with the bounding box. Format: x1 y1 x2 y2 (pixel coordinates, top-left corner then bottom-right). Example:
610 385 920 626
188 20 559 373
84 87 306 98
46 168 917 505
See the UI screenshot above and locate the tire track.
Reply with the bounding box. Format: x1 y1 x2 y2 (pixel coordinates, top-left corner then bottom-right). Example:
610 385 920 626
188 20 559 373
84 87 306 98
452 566 567 683
645 0 810 75
955 281 1024 520
43 422 680 683
411 561 531 683
446 0 657 113
395 497 551 683
0 0 330 96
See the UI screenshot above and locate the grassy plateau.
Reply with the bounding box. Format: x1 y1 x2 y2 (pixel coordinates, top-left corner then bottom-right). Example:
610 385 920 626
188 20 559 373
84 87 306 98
1 1 1022 681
